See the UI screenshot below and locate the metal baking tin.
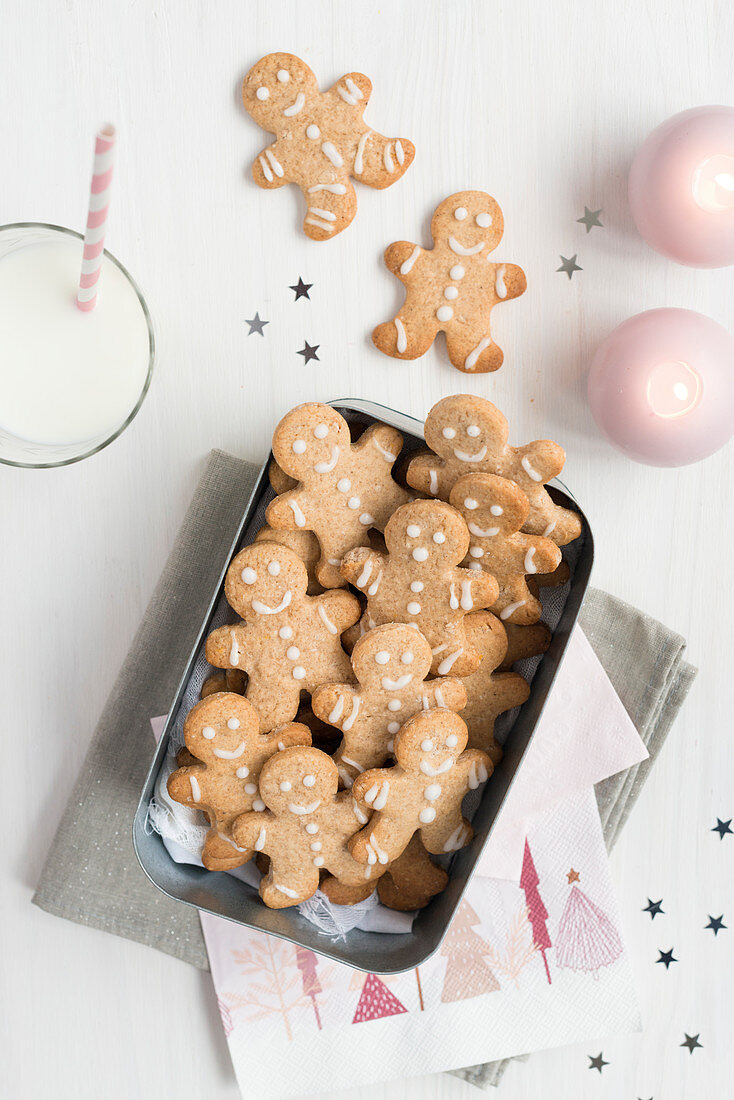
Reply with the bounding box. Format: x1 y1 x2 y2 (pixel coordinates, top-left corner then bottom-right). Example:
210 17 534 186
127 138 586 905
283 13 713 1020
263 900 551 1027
133 398 594 973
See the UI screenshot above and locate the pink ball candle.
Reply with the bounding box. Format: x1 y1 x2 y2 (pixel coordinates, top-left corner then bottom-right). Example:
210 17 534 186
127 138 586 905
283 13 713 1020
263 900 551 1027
588 308 734 466
629 106 734 267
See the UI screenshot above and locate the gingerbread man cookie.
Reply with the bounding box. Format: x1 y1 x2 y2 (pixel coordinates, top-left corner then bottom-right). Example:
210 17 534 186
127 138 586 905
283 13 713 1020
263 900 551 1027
340 499 498 676
231 746 383 908
167 694 311 871
266 403 411 588
350 710 491 865
205 542 359 731
372 191 526 373
243 53 415 241
458 611 531 763
311 622 467 787
407 394 583 545
450 473 562 624
377 834 449 911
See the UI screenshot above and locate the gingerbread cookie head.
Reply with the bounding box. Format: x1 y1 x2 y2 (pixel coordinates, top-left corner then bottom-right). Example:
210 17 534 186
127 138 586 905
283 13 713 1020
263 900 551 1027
384 499 470 571
351 622 433 692
272 403 351 484
451 473 529 542
183 693 261 767
430 191 504 259
224 542 308 619
394 709 469 774
424 394 507 469
243 53 319 132
257 745 338 815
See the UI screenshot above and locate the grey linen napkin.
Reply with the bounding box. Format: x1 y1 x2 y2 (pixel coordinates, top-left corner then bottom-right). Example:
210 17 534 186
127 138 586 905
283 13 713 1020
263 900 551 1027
33 451 696 1078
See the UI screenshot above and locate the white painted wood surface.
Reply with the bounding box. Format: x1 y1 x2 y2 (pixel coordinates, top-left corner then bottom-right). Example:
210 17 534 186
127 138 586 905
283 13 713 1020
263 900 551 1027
2 1 733 1096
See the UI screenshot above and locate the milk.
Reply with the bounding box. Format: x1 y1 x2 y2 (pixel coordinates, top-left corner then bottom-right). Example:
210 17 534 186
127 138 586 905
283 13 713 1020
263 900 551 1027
0 235 150 446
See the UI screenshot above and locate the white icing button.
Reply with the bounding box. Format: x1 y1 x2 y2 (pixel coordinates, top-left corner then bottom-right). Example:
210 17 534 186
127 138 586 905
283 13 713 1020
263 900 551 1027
410 581 424 593
292 666 306 680
412 547 429 562
490 505 504 516
375 651 390 665
470 546 484 558
469 561 482 570
433 532 446 543
464 498 478 510
279 781 292 792
292 439 306 453
286 646 300 660
359 513 374 525
436 306 453 322
337 478 351 492
236 766 249 779
424 783 441 801
253 799 266 812
277 69 290 83
267 561 280 575
241 567 257 584
348 497 360 509
305 823 319 834
310 841 322 851
313 856 325 867
306 124 320 139
467 425 480 437
388 699 402 711
419 807 437 823
279 625 293 639
387 721 400 735
245 783 257 794
444 286 459 300
314 423 328 438
227 718 240 730
401 651 414 664
446 734 458 747
202 726 216 740
476 212 492 227
442 427 456 439
303 775 316 787
386 739 394 753
407 601 421 615
450 264 465 280
406 524 421 537
421 739 434 751
454 207 468 220
256 86 269 100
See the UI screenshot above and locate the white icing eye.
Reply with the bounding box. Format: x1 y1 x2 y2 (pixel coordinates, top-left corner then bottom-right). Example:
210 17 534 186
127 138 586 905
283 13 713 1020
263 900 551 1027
245 783 257 794
388 721 400 734
314 423 329 438
467 425 480 437
446 733 458 747
337 478 351 492
303 774 316 787
410 581 424 592
421 739 434 751
464 498 478 510
292 666 306 680
490 505 504 516
433 532 446 544
406 524 421 537
450 265 465 280
241 567 257 583
454 207 468 220
227 718 240 730
256 86 269 101
277 69 290 83
292 439 306 453
279 625 293 639
202 726 216 740
476 212 492 228
280 780 292 792
286 646 300 660
375 651 390 665
407 602 421 615
388 699 402 711
412 547 429 562
236 766 249 778
401 651 414 664
442 427 456 439
268 561 280 575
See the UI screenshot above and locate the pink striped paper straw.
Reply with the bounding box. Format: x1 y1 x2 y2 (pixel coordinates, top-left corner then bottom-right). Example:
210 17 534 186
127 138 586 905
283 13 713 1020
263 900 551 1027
76 124 116 312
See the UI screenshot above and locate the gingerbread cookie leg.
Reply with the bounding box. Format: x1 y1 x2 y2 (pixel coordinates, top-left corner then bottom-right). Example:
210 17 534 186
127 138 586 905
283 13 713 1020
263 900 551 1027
300 178 358 241
377 835 449 911
372 314 437 361
444 322 505 375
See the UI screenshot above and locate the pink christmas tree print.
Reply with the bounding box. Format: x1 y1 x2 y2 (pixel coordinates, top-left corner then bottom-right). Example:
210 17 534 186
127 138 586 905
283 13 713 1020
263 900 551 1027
555 871 623 976
482 904 537 990
223 936 309 1040
295 946 323 1030
520 838 552 983
352 973 408 1023
440 899 501 1002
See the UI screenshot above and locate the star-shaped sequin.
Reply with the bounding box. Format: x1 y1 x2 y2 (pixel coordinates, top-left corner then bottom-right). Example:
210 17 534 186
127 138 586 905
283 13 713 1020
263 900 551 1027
244 312 269 336
656 947 677 969
577 206 603 232
643 898 665 920
557 254 582 279
566 868 580 883
680 1033 702 1055
297 341 320 364
712 817 732 839
290 277 313 301
588 1052 608 1073
705 914 727 936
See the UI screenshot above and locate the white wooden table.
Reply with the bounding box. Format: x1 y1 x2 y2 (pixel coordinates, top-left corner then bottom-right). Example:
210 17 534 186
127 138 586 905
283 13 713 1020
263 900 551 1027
2 1 733 1096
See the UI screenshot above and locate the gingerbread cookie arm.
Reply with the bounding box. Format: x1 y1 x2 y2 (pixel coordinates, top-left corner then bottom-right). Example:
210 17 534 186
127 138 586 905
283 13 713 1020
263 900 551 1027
350 770 414 865
499 621 552 670
491 261 527 302
166 765 206 812
353 131 415 191
330 71 373 111
422 677 467 712
315 588 362 635
382 240 424 279
265 488 312 533
310 682 360 732
252 142 289 190
463 566 500 610
339 547 385 590
205 623 251 673
405 452 451 500
354 422 404 465
264 723 312 752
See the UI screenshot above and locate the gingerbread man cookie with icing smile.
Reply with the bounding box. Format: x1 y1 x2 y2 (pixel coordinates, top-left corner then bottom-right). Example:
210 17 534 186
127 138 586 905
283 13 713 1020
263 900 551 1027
205 542 360 731
372 191 526 373
407 394 583 545
243 53 415 241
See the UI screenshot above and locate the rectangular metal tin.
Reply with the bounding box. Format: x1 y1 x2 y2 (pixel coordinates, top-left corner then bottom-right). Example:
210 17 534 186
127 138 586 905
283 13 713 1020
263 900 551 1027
133 398 593 973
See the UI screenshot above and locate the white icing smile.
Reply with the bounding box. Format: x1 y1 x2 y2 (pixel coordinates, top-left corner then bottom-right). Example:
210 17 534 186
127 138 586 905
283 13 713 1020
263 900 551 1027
288 800 321 815
212 742 245 759
419 758 455 776
381 674 413 690
453 446 488 462
468 522 499 537
448 237 485 256
314 445 339 473
251 591 292 615
283 92 305 116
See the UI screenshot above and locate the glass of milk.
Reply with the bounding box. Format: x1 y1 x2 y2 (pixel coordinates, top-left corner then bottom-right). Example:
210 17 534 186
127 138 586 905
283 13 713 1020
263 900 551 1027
0 223 154 467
